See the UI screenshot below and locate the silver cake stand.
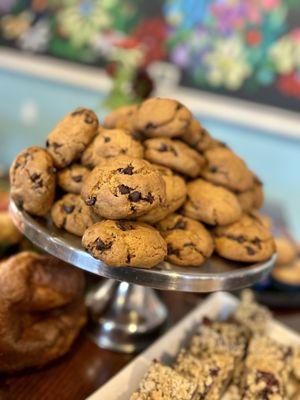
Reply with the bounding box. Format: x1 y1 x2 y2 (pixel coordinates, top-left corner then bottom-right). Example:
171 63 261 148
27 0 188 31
10 199 275 353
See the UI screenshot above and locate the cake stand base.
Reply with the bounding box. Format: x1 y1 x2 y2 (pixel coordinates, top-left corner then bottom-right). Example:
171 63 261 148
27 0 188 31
86 280 168 353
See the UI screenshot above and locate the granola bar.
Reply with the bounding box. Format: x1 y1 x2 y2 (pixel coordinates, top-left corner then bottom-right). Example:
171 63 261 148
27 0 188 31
241 369 284 399
233 290 271 335
130 360 198 400
174 349 234 399
189 319 249 363
246 336 293 384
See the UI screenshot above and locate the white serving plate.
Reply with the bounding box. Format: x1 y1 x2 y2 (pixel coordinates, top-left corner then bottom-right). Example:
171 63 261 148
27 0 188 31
87 292 300 400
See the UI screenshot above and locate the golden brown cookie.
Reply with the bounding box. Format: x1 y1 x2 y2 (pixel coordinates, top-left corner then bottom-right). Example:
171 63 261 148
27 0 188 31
0 251 86 372
57 163 90 194
0 211 22 246
139 165 187 224
46 107 98 168
82 220 167 268
144 137 204 178
201 147 254 192
51 194 98 236
183 179 242 226
272 259 300 285
135 98 192 138
81 128 144 167
81 155 166 219
156 214 213 266
213 214 275 262
103 104 138 132
237 176 264 211
10 146 56 216
182 118 221 153
275 237 297 266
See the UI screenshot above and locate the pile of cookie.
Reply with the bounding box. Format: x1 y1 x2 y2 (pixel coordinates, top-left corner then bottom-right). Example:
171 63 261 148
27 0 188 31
10 98 275 268
130 292 300 400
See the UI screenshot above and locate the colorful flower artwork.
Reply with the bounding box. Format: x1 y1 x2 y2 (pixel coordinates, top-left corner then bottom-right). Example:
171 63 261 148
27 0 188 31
0 0 299 109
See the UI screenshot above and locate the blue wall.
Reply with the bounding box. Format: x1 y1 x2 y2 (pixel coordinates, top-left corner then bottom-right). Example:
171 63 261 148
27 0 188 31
1 67 300 237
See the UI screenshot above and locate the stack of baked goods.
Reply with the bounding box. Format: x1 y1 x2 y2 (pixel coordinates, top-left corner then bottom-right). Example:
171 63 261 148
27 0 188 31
10 98 275 269
272 235 300 289
130 291 300 399
0 251 86 373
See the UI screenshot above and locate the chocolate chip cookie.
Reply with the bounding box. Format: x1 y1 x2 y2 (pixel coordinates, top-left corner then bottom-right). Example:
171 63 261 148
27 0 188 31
183 179 242 226
46 108 98 168
213 213 275 262
57 164 90 194
10 146 56 216
51 194 97 236
135 98 192 138
201 147 254 192
144 138 204 178
156 214 213 266
81 155 166 219
103 104 138 132
81 128 144 168
182 118 220 153
236 176 264 212
82 220 167 268
139 165 187 224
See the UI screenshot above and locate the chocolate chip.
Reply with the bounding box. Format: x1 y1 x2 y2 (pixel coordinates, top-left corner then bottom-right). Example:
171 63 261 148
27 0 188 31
52 142 62 150
130 204 136 212
30 173 40 181
167 243 180 257
173 220 186 230
158 144 168 152
72 175 82 182
118 165 134 175
84 115 94 124
46 140 49 148
118 184 132 194
253 237 262 248
104 136 111 143
246 246 255 255
30 173 43 188
63 204 75 214
95 239 112 251
236 235 245 243
176 103 183 110
128 191 142 202
210 166 219 173
126 253 131 263
145 122 156 130
144 192 154 204
210 368 220 377
116 221 132 231
86 197 96 206
169 146 178 156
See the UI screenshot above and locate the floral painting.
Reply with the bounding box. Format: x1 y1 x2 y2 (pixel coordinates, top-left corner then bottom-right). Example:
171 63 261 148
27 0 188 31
0 0 299 111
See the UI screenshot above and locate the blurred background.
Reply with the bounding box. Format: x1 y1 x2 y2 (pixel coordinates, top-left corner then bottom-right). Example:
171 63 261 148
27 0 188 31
0 0 299 234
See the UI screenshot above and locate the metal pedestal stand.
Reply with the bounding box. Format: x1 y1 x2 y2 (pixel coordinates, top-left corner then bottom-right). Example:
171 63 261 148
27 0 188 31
10 199 275 353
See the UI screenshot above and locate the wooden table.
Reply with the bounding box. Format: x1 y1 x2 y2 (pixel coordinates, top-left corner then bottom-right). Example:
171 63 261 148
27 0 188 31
1 291 300 400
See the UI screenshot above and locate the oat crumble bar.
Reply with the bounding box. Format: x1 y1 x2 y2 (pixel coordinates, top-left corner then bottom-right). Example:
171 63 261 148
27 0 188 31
130 360 197 400
174 349 234 399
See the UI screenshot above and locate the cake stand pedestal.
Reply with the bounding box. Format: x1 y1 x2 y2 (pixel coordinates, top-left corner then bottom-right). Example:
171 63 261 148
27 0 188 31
10 199 275 353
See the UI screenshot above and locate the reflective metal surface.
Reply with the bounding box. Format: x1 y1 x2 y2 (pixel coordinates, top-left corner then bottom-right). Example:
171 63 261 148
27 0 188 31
10 199 276 293
88 280 168 353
